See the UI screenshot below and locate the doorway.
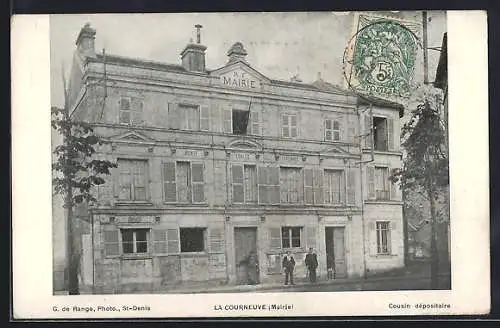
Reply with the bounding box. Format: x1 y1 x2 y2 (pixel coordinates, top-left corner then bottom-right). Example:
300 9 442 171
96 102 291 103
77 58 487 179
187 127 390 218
234 227 258 285
325 227 347 278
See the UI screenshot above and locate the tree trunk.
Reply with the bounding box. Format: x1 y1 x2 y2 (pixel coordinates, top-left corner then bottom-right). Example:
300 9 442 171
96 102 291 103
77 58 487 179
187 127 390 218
427 162 439 290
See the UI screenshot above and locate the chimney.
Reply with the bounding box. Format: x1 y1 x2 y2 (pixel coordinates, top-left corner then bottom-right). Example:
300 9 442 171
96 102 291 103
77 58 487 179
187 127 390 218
75 23 96 57
180 24 207 72
227 42 248 64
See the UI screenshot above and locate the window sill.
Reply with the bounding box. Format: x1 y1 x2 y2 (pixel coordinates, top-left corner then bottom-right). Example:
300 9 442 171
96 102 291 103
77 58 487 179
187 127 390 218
179 252 209 257
362 149 402 155
371 254 398 259
365 200 403 205
120 253 153 260
115 201 154 206
163 202 209 207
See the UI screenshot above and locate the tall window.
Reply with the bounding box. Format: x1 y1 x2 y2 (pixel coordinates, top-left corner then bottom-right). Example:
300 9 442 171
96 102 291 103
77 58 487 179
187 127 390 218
325 119 341 141
118 159 147 201
373 116 388 151
281 113 298 138
324 169 344 204
121 228 149 254
163 162 205 203
281 227 301 248
180 104 200 131
119 97 143 125
375 167 390 200
180 228 206 252
233 165 258 203
280 167 303 203
376 222 391 254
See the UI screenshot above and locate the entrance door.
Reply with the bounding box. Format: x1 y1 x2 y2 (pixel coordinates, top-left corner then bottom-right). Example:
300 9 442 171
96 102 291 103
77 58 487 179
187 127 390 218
325 227 347 278
234 227 258 285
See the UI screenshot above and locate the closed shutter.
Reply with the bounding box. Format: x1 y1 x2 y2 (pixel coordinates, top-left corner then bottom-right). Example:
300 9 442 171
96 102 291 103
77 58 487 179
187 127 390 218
153 229 168 254
367 166 375 200
200 105 210 131
290 115 298 137
367 221 377 256
163 162 177 202
347 115 356 144
258 166 269 204
347 168 356 205
281 114 289 137
168 102 180 130
222 105 232 133
131 98 143 125
212 103 221 132
313 168 324 204
364 114 372 148
103 227 120 257
232 165 244 203
250 111 261 135
387 118 394 150
269 227 282 249
167 228 180 254
306 227 317 249
208 228 225 253
389 221 397 255
304 169 314 204
389 168 400 201
325 119 332 141
269 167 280 204
191 163 205 203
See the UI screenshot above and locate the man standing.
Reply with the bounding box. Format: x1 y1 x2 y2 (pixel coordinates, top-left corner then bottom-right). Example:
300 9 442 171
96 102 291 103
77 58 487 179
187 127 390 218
305 247 318 283
282 251 296 285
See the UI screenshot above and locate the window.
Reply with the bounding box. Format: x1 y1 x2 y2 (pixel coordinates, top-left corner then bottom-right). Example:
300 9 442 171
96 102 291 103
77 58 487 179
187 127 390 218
375 167 390 200
258 166 280 204
117 159 147 201
232 109 250 135
281 227 301 248
119 97 143 125
373 116 388 151
280 167 303 203
232 165 258 203
325 119 341 141
376 222 391 254
281 113 298 138
180 228 206 252
179 104 200 131
163 161 205 203
324 169 345 204
121 229 149 254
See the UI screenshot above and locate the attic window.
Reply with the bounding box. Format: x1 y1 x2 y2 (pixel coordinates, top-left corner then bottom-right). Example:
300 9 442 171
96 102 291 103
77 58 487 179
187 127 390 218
232 110 249 135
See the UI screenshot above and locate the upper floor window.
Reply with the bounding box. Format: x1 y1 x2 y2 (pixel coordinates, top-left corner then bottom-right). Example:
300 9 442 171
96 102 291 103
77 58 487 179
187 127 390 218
324 169 345 204
232 164 258 203
119 97 143 125
325 119 341 141
375 166 390 200
168 103 209 131
281 113 298 138
232 109 249 135
163 161 205 203
280 167 303 204
117 159 147 201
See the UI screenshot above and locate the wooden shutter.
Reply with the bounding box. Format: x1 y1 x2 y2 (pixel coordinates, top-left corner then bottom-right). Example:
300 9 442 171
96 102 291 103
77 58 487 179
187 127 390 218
325 119 332 141
163 162 177 202
368 221 377 256
168 102 180 130
118 161 132 200
387 118 394 150
347 115 356 144
281 113 289 137
306 227 317 249
364 114 372 148
131 98 143 125
167 228 180 254
367 166 375 199
269 227 282 249
222 105 232 133
208 228 225 253
153 229 168 254
269 167 280 204
389 168 400 201
191 163 205 203
232 165 244 203
200 105 210 131
258 166 269 204
250 111 261 135
304 169 314 204
313 168 324 204
290 115 298 137
103 228 120 257
347 168 356 205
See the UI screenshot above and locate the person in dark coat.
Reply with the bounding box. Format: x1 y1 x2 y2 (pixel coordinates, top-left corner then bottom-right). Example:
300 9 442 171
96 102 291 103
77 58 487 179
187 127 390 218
246 250 260 285
305 247 318 283
282 251 296 285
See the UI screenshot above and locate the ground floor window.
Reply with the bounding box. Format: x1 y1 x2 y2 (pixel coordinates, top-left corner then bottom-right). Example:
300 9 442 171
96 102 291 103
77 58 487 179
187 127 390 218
376 221 391 254
180 228 206 252
281 226 301 248
121 228 149 254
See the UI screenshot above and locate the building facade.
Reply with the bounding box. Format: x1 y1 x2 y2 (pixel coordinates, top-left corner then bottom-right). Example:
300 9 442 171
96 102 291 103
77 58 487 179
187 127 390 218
66 24 404 294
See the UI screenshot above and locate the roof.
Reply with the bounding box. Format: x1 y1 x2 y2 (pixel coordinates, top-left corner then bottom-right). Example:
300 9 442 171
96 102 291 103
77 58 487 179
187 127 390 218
90 53 191 74
357 94 406 117
434 33 448 90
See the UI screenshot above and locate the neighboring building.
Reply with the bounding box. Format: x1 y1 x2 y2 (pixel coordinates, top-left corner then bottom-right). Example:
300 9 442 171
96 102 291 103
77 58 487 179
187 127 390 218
65 23 404 294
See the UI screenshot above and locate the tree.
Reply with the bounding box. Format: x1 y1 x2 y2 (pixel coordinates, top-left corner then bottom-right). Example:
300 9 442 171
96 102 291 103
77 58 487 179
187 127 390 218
51 73 117 295
392 85 449 289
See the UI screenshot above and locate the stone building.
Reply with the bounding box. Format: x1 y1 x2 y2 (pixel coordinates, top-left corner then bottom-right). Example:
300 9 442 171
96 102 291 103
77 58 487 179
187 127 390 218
66 23 404 293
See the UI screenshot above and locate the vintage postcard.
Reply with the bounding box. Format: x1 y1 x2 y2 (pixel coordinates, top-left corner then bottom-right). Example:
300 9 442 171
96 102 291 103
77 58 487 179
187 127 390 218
12 11 489 318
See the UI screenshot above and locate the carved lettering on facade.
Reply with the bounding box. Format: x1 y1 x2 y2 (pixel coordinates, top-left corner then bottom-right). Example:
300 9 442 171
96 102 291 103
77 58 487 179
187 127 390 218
184 150 203 157
231 152 255 161
220 69 259 89
280 155 300 162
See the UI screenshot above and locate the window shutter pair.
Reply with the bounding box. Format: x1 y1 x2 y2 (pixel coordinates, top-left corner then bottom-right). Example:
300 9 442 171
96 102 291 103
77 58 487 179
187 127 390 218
163 162 205 203
325 119 341 141
103 226 120 257
281 114 298 138
152 228 180 254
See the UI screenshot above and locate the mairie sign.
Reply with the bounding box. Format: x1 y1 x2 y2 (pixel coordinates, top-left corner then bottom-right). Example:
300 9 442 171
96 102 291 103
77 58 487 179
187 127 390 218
219 68 260 89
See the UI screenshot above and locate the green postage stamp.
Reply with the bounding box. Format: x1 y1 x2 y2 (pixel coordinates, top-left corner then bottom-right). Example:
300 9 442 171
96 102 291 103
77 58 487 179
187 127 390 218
345 14 420 100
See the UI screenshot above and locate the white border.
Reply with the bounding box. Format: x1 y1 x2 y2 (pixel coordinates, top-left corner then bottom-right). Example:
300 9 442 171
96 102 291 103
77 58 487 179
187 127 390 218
12 11 490 318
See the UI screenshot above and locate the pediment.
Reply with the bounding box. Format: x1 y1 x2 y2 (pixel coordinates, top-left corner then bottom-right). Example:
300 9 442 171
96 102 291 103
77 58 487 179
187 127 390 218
227 139 263 150
210 61 270 90
320 145 352 156
110 131 155 144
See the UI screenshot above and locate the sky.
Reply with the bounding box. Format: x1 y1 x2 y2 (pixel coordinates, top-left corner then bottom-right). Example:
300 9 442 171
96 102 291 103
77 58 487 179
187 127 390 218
50 12 447 108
